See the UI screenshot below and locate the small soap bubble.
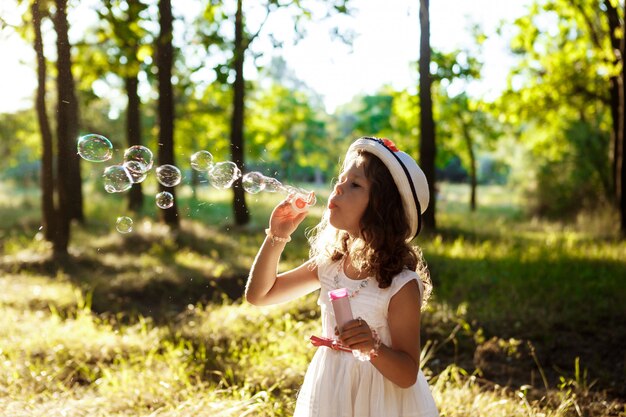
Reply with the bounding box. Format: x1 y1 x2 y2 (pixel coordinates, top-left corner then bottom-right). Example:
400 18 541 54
190 150 214 171
124 146 153 173
208 161 241 189
242 172 266 194
103 165 133 193
156 164 182 187
155 191 174 209
116 216 133 233
77 134 113 162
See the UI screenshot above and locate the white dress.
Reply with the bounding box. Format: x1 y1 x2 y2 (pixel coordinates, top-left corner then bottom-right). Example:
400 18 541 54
293 261 439 417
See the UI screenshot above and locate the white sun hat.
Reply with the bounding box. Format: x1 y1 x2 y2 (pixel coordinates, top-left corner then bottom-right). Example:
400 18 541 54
347 137 430 240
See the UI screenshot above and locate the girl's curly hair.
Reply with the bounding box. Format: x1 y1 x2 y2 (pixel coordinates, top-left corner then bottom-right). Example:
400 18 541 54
308 150 432 306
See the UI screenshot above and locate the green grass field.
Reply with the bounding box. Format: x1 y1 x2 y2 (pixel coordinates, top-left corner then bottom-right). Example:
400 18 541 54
0 181 624 416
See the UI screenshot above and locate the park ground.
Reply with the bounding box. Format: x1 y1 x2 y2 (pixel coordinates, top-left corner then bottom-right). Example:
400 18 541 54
0 182 625 416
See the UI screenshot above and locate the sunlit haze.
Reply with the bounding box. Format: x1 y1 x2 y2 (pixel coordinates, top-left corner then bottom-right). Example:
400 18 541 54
0 0 529 115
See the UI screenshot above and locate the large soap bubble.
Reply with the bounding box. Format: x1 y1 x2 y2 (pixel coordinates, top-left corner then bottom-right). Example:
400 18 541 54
156 164 182 187
190 150 214 172
77 134 113 162
208 161 241 189
116 216 133 233
103 165 133 193
155 191 174 209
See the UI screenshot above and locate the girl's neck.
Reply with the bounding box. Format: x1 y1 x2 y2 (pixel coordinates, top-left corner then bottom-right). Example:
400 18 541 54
343 254 370 280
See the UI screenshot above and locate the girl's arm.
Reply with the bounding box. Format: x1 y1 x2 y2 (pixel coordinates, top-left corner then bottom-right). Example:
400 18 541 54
340 279 422 388
245 198 320 306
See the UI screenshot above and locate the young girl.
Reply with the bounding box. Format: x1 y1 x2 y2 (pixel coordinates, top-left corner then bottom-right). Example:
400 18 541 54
246 137 439 417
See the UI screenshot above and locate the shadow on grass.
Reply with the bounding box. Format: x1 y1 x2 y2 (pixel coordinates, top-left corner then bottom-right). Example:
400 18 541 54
419 228 626 401
0 220 257 323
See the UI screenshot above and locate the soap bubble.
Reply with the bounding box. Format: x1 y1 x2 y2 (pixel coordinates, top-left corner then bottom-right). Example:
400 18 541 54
190 150 214 171
156 164 182 187
124 160 148 183
155 191 174 209
124 146 153 174
77 134 113 162
116 216 133 233
208 161 241 189
242 172 266 194
263 177 284 193
103 165 133 193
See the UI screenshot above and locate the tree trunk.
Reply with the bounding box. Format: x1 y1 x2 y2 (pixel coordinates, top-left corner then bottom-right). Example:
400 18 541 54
125 75 144 212
54 0 82 225
156 0 179 227
615 1 626 238
52 0 81 256
460 119 477 211
603 0 621 201
32 0 56 243
419 0 436 231
610 77 621 199
230 0 250 225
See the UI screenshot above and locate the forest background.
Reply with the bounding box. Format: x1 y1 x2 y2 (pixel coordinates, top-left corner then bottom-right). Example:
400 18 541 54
0 0 625 416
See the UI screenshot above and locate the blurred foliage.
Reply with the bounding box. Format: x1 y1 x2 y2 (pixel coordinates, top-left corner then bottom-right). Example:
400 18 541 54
499 0 618 217
0 0 624 219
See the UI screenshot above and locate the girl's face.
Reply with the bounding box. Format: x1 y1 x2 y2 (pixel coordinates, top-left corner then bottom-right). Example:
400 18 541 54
327 156 371 236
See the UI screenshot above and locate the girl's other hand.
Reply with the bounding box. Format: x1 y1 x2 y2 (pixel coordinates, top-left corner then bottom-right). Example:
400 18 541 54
268 196 309 238
338 317 377 354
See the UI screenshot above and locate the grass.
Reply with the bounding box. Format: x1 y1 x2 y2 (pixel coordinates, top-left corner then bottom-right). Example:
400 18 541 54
0 180 625 416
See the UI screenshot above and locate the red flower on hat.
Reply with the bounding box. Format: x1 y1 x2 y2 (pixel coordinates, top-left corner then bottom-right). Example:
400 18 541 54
381 138 399 152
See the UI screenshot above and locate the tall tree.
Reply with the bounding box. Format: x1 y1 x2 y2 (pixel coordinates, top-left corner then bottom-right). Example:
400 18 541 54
419 0 437 230
615 1 626 234
504 0 624 232
230 0 249 225
600 0 622 202
31 0 56 242
222 0 352 226
156 0 178 227
98 0 151 212
430 49 484 210
53 0 82 223
52 0 82 255
575 0 625 235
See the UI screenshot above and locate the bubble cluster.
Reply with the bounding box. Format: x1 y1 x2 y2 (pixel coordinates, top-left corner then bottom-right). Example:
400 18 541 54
190 150 214 172
208 161 241 189
78 133 315 232
155 191 174 209
77 134 113 162
116 216 133 233
156 164 182 187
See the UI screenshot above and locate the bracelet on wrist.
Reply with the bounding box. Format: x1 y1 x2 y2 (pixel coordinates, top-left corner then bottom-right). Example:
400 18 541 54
369 329 382 359
265 228 292 245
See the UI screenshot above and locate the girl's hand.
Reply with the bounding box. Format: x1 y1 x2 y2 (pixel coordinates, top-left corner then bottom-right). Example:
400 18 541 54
268 196 309 239
337 317 377 354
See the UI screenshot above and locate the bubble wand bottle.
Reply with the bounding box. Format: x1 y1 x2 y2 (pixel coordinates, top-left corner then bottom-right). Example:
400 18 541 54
242 171 316 212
